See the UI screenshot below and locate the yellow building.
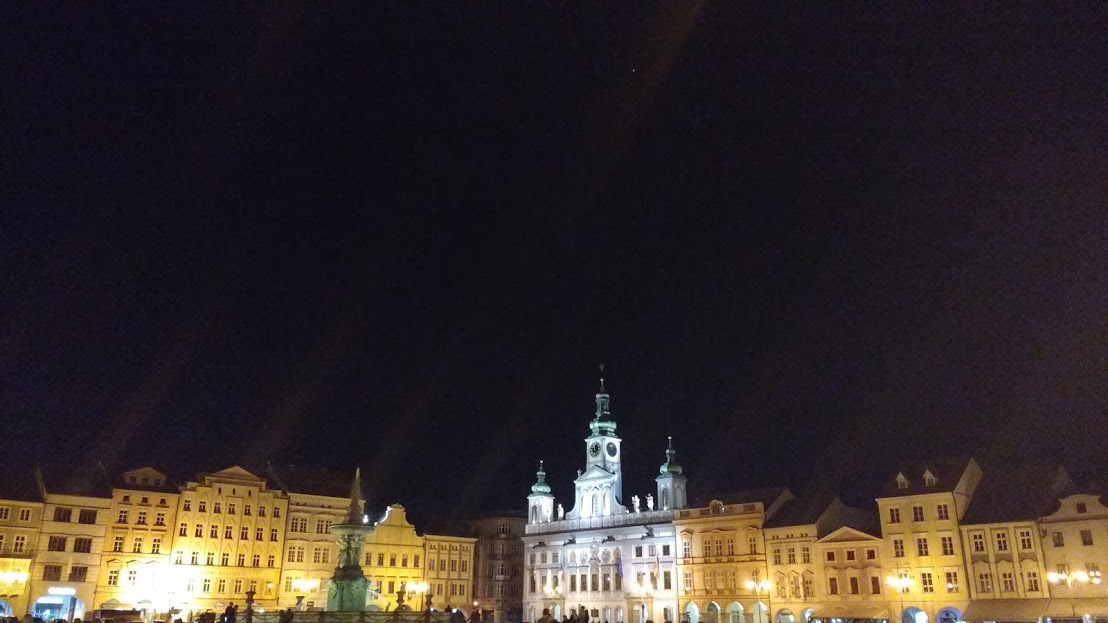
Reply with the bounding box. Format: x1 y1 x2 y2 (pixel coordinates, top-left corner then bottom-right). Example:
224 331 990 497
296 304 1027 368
424 533 477 611
0 468 45 617
813 524 887 623
27 465 113 622
169 466 289 613
267 466 360 610
673 488 793 623
361 505 428 609
94 467 180 617
1038 491 1108 621
875 458 980 623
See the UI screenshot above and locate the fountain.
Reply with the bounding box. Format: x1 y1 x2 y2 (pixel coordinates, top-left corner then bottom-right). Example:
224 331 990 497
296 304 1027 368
327 468 374 611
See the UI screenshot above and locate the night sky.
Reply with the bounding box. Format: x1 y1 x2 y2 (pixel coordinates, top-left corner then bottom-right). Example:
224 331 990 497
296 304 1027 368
3 4 1104 524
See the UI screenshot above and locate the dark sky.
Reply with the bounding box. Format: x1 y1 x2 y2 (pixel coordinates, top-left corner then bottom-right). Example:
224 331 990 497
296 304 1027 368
3 4 1104 524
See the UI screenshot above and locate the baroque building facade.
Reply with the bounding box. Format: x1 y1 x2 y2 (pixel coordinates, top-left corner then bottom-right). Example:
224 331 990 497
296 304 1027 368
470 514 526 623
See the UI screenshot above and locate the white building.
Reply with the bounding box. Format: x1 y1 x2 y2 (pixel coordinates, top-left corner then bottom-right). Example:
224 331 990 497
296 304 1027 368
522 377 688 623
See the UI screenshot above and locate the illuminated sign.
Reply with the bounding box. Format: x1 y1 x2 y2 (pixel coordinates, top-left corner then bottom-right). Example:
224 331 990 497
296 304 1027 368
48 587 77 596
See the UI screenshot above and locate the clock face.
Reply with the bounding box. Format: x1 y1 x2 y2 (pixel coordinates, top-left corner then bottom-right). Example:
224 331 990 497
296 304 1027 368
590 442 601 457
606 442 618 457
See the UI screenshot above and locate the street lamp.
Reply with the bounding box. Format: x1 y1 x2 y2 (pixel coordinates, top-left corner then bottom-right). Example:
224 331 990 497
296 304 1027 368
1047 570 1099 620
886 575 913 623
744 580 771 623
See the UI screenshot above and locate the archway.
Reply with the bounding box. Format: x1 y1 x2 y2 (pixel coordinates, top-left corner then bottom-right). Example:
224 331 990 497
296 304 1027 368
726 602 744 623
706 603 721 623
33 596 85 621
553 605 562 620
902 607 927 623
800 609 814 623
634 602 648 623
0 600 11 616
685 602 701 623
936 608 961 623
749 602 769 623
775 609 794 623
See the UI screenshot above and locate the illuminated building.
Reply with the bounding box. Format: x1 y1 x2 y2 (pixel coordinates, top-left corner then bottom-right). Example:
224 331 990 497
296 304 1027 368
0 469 43 617
810 516 887 623
672 488 790 623
360 504 428 610
266 466 358 610
875 459 980 623
522 377 686 623
27 465 113 622
469 514 525 623
169 466 289 613
93 467 179 617
1038 490 1108 621
424 533 478 611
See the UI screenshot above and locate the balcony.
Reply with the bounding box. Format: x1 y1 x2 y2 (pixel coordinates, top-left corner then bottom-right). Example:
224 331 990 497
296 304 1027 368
526 510 675 535
0 547 34 559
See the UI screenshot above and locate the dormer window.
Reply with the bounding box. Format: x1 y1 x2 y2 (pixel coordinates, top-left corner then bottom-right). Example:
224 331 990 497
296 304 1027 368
896 474 909 490
1075 503 1087 514
923 471 936 487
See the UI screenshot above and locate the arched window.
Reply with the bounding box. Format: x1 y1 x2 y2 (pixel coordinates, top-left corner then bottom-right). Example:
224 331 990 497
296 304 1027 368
703 538 712 555
726 538 735 556
749 536 758 554
715 539 723 556
661 488 670 510
592 493 601 517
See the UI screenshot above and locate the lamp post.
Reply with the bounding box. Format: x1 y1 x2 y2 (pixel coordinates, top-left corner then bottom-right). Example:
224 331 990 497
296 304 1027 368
1047 570 1100 621
744 580 771 623
885 575 913 623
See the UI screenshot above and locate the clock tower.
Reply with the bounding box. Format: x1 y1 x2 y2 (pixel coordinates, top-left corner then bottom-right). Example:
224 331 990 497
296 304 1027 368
567 367 625 519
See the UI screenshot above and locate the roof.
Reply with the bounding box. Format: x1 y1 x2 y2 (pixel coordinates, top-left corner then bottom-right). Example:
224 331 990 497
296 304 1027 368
114 467 177 493
763 494 837 529
693 486 790 509
839 505 880 535
36 463 113 498
0 465 45 502
961 465 1070 524
878 456 975 498
267 464 355 499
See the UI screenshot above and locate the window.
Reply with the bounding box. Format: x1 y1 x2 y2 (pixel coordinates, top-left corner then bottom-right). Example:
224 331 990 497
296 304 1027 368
870 576 881 594
773 548 782 564
195 524 203 537
179 522 187 537
253 554 261 567
682 541 691 558
703 539 711 556
79 509 97 524
224 525 233 539
664 570 672 589
801 546 811 563
268 555 275 567
828 578 839 595
108 570 119 586
259 506 267 517
218 578 227 593
183 500 192 512
921 572 934 593
1001 572 1015 592
936 504 949 520
450 559 458 572
994 531 1010 551
274 506 281 517
893 539 904 558
1080 530 1094 546
113 535 125 552
155 512 165 526
1025 571 1040 592
68 566 88 582
684 571 693 590
378 554 385 566
414 555 420 567
889 508 901 524
0 507 8 520
552 552 559 563
131 537 143 553
912 506 924 522
946 571 958 593
221 553 229 565
916 538 929 557
53 507 72 522
972 533 985 552
19 508 31 522
212 502 220 513
715 539 723 556
210 525 219 538
244 504 252 516
203 578 212 593
288 547 305 563
803 576 813 597
896 475 908 489
978 573 992 593
47 536 67 551
42 565 62 581
1018 530 1033 550
897 572 910 593
256 528 263 541
191 551 199 564
787 547 796 563
237 553 246 566
13 535 25 552
941 536 954 556
228 503 236 514
152 538 162 554
846 550 856 561
1051 532 1064 547
749 536 758 554
849 577 859 594
391 554 399 567
866 548 876 560
663 544 672 556
174 551 183 564
1076 502 1087 513
240 527 249 540
127 569 138 586
118 510 129 524
137 511 147 525
271 528 278 541
924 472 936 486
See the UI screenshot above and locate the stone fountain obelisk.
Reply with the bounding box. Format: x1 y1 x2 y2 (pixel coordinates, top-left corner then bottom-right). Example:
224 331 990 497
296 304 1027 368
327 468 374 611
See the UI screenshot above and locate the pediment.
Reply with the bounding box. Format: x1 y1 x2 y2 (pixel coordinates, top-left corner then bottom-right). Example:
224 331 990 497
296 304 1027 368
210 466 263 481
575 465 616 482
818 526 881 543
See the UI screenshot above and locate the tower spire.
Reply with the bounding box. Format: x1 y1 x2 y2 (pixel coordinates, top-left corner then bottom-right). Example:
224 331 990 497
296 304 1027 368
593 363 612 426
